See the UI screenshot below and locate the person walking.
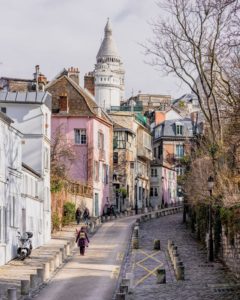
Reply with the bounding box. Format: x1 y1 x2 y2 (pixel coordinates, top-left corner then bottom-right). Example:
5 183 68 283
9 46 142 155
83 207 90 225
75 207 82 225
76 226 90 256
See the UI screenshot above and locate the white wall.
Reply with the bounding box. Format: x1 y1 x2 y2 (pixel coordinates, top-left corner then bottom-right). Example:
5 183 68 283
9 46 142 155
0 118 22 266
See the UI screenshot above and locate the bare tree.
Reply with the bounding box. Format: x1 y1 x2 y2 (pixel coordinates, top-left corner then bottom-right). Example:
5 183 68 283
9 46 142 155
51 125 76 192
144 0 239 144
144 0 240 205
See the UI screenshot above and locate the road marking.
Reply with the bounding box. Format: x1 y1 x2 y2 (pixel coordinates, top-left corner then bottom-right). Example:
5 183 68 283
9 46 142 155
134 250 164 287
111 266 120 279
117 252 124 262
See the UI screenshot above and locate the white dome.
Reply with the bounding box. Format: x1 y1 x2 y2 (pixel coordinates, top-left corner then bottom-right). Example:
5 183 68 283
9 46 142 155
97 19 121 60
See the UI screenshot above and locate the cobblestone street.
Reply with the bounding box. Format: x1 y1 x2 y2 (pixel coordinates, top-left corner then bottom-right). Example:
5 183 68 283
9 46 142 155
124 213 240 300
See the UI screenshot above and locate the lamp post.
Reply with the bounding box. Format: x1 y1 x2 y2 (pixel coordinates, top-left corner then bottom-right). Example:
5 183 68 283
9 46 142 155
161 176 164 208
135 177 139 215
207 176 214 262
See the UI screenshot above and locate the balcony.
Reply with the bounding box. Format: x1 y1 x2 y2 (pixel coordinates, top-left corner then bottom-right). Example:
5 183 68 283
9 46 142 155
99 149 106 161
150 176 160 184
137 147 152 161
110 105 143 112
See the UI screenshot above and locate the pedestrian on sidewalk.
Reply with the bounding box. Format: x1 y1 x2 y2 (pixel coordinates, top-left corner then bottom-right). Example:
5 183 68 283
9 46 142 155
76 226 90 256
75 207 82 225
83 207 90 225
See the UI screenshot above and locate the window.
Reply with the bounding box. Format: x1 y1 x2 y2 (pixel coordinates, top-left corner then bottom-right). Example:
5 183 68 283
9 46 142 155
45 113 48 136
158 145 162 159
98 131 104 150
154 148 157 158
150 188 153 197
113 152 118 164
74 129 87 145
176 144 184 158
44 147 49 169
94 161 99 181
154 188 158 196
105 165 109 184
113 131 126 149
10 197 16 227
151 168 158 177
176 166 185 176
144 132 151 149
176 124 183 135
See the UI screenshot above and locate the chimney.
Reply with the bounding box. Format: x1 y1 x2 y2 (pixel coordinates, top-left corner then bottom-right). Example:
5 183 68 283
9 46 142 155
33 65 47 91
68 67 80 85
84 72 95 96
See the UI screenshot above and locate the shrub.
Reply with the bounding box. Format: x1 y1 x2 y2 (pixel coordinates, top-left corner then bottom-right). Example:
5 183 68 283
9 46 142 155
62 202 75 226
52 212 61 232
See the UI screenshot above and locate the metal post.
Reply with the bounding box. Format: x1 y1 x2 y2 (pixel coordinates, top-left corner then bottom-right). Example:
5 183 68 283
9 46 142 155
208 189 214 262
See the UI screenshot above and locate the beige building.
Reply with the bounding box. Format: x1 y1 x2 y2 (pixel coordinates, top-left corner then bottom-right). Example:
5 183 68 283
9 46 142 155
122 93 172 114
110 111 152 212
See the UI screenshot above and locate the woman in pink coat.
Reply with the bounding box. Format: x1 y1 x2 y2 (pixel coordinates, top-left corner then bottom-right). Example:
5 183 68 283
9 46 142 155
76 226 90 256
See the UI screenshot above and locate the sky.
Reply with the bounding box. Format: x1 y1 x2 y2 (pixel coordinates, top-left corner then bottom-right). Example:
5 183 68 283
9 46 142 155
0 0 189 99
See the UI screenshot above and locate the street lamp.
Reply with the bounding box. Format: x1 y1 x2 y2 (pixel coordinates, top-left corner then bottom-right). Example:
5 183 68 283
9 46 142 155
135 177 139 214
207 175 214 262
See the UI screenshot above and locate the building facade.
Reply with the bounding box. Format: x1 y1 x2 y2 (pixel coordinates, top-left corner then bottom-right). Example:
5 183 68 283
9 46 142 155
110 111 152 212
150 163 177 208
46 71 113 217
0 112 22 266
0 91 52 244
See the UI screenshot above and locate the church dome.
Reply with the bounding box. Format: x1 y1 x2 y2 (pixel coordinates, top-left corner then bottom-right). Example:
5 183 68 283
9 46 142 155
96 19 121 61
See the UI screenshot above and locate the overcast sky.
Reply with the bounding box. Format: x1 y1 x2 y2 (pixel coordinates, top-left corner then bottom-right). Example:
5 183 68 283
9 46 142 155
0 0 189 99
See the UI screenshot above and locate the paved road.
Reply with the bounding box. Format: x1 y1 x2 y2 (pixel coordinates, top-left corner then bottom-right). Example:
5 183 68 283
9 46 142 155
125 213 240 300
34 217 136 300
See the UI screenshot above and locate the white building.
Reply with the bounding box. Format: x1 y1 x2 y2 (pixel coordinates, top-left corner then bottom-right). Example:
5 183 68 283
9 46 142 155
94 19 125 110
0 112 22 266
22 164 44 249
0 91 52 245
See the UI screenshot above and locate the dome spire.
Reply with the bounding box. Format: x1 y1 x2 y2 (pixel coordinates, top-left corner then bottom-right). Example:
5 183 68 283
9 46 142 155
105 18 112 36
96 18 120 59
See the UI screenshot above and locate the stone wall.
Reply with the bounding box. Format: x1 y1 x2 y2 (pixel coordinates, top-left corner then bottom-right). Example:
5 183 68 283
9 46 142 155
221 226 240 278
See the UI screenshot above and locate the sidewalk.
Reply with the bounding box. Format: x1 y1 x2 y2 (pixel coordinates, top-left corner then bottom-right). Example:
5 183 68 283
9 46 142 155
0 224 77 300
125 213 240 300
0 212 130 300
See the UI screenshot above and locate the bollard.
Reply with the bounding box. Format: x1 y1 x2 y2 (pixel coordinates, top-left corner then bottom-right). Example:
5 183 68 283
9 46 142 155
126 272 134 291
30 273 38 289
156 268 166 284
116 293 126 300
21 280 30 295
119 285 128 294
66 243 70 256
55 252 60 268
43 262 50 281
50 257 55 272
153 239 161 250
168 240 174 253
37 268 44 284
7 288 17 300
90 222 95 233
121 278 130 288
59 249 63 265
176 265 185 280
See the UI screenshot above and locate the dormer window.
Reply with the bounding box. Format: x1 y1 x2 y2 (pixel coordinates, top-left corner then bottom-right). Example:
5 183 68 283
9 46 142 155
176 122 183 135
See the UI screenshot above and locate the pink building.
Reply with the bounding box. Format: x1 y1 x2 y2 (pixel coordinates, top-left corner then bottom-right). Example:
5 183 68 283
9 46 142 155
47 69 113 217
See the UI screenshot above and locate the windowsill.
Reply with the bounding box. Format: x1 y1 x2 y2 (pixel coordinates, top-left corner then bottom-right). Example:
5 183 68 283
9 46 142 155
0 243 7 247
